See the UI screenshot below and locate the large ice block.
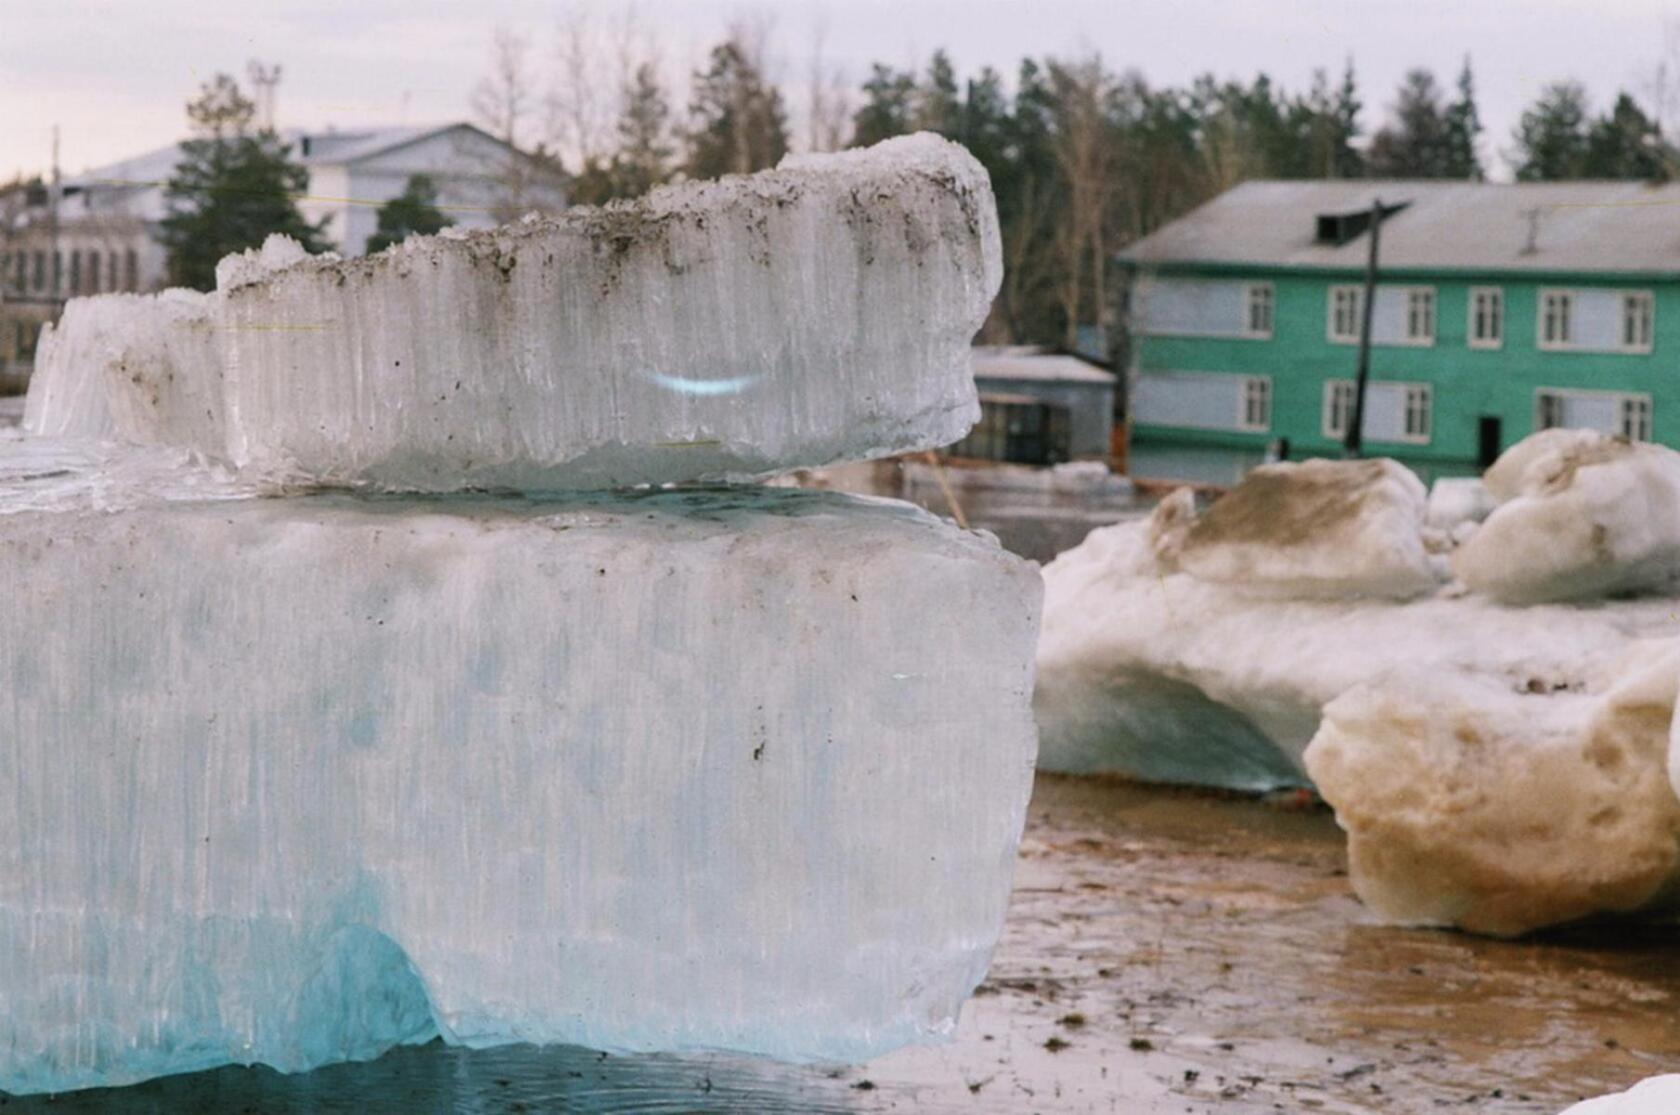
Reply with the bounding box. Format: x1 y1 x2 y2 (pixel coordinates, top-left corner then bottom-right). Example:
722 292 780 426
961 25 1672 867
1305 646 1680 937
0 440 1040 1094
23 133 1001 490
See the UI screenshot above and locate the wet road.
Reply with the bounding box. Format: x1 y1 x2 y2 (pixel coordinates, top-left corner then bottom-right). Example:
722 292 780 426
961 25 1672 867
10 775 1677 1113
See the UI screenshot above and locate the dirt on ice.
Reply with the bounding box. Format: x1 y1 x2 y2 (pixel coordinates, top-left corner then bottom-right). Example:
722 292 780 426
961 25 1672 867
11 774 1678 1114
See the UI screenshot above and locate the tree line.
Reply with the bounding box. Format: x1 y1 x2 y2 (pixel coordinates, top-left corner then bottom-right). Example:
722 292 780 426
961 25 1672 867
493 27 1680 346
107 35 1680 328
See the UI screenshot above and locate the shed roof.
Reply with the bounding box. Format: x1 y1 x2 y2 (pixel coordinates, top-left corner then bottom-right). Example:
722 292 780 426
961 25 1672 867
1116 179 1680 275
972 346 1117 385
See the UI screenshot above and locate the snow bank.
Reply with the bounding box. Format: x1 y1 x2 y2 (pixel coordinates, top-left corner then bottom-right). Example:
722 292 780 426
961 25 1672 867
1037 433 1680 931
1456 432 1680 603
1160 457 1437 600
1035 510 1677 790
0 439 1040 1094
1304 644 1680 937
25 134 1000 490
1560 1076 1680 1114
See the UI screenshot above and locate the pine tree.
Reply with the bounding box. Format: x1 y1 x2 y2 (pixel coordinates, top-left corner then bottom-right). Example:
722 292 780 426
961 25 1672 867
1367 69 1454 177
159 74 329 291
364 175 452 255
1510 81 1591 180
1583 93 1673 180
684 38 789 180
614 62 675 197
916 50 962 135
852 63 917 146
1332 60 1365 177
1443 57 1484 179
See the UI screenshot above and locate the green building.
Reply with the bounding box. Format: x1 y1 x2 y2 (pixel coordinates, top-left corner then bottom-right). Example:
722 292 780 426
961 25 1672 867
1116 180 1680 483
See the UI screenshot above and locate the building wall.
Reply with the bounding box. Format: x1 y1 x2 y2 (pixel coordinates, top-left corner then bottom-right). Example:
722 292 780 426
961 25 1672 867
974 374 1114 459
339 130 566 256
1127 267 1680 470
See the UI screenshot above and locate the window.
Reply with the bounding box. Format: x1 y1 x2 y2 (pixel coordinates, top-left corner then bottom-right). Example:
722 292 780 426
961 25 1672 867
1540 288 1654 352
1245 283 1274 337
1323 379 1355 438
1241 377 1272 431
1536 388 1653 441
1328 285 1363 341
68 251 81 295
1132 371 1272 434
1540 291 1572 347
51 251 61 293
124 249 139 291
1622 292 1654 351
1469 287 1503 349
31 250 43 292
12 251 24 291
1624 395 1654 440
1135 278 1274 339
1405 289 1435 343
1404 384 1432 440
1323 379 1432 444
87 252 100 294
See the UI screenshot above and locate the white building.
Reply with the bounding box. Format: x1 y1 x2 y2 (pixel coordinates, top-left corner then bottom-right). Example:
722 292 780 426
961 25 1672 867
0 123 567 384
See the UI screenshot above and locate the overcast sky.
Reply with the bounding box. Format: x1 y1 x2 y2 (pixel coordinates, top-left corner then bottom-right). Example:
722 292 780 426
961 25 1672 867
3 0 1678 182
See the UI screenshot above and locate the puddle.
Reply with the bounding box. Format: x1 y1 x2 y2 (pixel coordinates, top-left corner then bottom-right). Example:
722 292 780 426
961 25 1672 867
8 774 1675 1112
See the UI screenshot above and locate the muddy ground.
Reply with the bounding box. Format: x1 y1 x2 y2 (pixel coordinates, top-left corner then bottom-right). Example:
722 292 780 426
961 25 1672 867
11 774 1677 1113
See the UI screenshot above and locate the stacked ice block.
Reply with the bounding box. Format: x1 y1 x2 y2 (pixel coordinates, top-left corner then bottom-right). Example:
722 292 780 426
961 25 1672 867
1 135 1041 1094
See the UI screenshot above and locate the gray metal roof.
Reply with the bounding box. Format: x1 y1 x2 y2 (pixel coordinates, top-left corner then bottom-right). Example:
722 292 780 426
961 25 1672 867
1116 179 1680 275
972 346 1117 385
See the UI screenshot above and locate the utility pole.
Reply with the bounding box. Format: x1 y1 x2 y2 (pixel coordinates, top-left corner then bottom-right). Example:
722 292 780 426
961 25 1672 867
1344 197 1383 458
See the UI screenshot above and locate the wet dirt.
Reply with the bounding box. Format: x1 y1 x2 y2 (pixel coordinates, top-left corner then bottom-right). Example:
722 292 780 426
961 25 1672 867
10 774 1676 1113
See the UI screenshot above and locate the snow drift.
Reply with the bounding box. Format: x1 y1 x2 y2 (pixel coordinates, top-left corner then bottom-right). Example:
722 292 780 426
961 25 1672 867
1037 432 1680 932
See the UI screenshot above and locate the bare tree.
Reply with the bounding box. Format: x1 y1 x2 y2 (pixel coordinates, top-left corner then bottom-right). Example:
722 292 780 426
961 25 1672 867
471 27 568 221
1049 57 1117 348
473 28 535 149
805 19 852 153
1638 16 1680 138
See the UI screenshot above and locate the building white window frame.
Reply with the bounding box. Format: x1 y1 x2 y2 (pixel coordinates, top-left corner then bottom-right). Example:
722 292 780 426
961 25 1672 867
1538 288 1655 353
1400 287 1437 346
1239 375 1272 432
1326 284 1435 346
1403 383 1433 440
1534 386 1654 441
1622 291 1655 352
1468 286 1504 350
1244 282 1275 339
1327 285 1363 343
1538 289 1573 349
1321 378 1433 445
1322 379 1355 439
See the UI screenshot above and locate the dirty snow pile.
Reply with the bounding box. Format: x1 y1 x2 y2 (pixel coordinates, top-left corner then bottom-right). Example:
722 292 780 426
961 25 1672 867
1037 433 1680 935
1 135 1042 1095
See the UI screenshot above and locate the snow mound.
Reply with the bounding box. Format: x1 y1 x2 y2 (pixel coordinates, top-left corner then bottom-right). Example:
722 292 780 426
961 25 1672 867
1161 457 1438 600
1034 509 1679 791
24 134 1000 491
1424 475 1495 531
0 440 1041 1094
1304 642 1680 937
1456 432 1680 603
1560 1075 1680 1114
